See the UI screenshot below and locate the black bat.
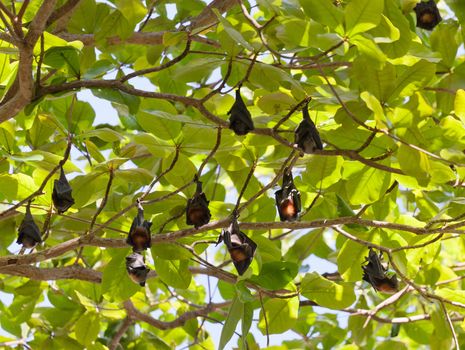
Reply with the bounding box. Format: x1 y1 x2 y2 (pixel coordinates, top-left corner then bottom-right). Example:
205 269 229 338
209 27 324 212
219 217 257 275
186 178 211 228
294 103 323 154
362 249 399 294
414 0 442 30
52 166 75 213
275 168 301 222
126 252 150 286
17 202 42 249
228 89 254 136
126 203 152 252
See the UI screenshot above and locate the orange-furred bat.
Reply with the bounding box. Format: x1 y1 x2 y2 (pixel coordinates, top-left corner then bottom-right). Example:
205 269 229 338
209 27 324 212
126 202 152 252
52 166 75 213
17 202 42 249
126 252 150 286
228 89 254 136
294 103 323 154
362 249 398 294
414 0 441 30
186 178 211 228
218 217 257 275
275 168 301 222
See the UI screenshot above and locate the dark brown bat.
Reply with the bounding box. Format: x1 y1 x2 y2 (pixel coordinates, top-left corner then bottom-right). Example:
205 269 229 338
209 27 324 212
275 168 301 222
294 103 323 154
414 0 442 30
17 202 42 249
126 203 152 252
219 217 257 275
186 178 211 228
52 166 75 213
362 249 398 294
228 89 254 136
126 252 150 286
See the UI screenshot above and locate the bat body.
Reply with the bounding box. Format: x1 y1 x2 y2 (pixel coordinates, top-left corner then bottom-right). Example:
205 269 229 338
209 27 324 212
228 89 254 136
126 252 150 286
295 104 323 154
126 206 152 252
362 249 398 294
414 0 441 30
52 166 75 213
220 218 257 275
17 203 42 249
275 170 301 222
186 180 211 228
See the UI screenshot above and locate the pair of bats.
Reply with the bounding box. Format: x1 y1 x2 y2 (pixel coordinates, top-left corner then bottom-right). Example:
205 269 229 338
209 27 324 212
125 178 212 286
125 201 152 286
228 89 323 156
17 166 74 249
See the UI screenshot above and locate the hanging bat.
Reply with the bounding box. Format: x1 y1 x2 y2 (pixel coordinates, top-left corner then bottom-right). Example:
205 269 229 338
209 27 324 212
186 178 211 228
228 89 254 136
17 202 42 249
126 202 152 252
219 217 257 275
275 168 301 222
52 166 75 213
126 252 150 286
294 103 323 154
362 249 398 294
414 0 442 30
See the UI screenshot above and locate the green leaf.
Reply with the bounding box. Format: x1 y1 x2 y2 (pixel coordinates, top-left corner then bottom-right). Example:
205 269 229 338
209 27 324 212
219 295 242 350
251 261 298 290
95 9 132 43
299 0 343 31
101 250 140 302
388 60 436 101
258 297 299 334
153 258 192 289
301 155 343 190
151 243 192 260
454 89 465 123
345 0 384 37
430 20 459 68
337 239 368 282
345 165 392 205
74 312 100 347
43 46 80 76
301 272 356 309
214 10 253 51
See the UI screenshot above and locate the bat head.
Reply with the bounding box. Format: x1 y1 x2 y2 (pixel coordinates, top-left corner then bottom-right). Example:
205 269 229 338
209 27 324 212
414 0 441 30
228 89 254 136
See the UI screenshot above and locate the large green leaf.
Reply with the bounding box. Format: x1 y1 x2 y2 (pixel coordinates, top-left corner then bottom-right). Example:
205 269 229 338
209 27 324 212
345 0 384 37
258 297 299 334
301 272 356 309
153 258 192 289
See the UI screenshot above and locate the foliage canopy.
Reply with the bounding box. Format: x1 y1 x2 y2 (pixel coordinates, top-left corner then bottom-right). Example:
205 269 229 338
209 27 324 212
1 0 465 349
